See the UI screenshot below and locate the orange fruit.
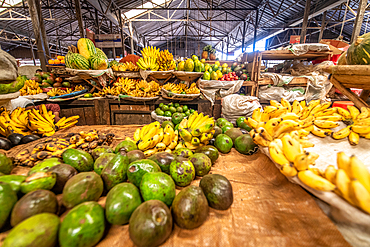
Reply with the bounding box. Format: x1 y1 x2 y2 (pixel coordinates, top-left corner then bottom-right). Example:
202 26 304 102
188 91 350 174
48 59 54 64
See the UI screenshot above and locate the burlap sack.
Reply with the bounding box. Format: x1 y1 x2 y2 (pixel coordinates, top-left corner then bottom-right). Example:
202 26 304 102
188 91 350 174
0 49 18 84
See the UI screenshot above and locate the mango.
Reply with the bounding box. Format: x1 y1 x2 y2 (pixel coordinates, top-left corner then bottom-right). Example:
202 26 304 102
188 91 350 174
62 172 103 208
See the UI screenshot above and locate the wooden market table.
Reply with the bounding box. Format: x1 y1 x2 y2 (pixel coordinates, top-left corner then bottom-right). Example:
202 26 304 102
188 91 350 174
1 125 350 247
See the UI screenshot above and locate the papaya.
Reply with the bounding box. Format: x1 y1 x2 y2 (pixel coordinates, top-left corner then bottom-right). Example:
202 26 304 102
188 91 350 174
0 153 14 174
0 182 17 229
148 152 175 174
3 213 60 247
62 172 103 208
48 164 78 193
59 202 105 247
171 185 208 229
194 145 219 164
20 172 56 194
129 200 173 247
28 158 62 175
62 149 94 172
93 153 116 175
105 183 142 225
127 159 161 187
140 172 176 207
0 174 26 193
10 190 58 226
101 153 129 191
91 145 114 160
199 174 233 210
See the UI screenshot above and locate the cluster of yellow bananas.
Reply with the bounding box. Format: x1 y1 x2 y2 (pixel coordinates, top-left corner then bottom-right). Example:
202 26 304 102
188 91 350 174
20 80 43 96
137 57 159 71
75 85 85 91
112 62 139 72
47 88 71 97
28 105 57 137
141 46 160 59
157 50 176 71
331 106 370 145
15 130 114 167
92 91 105 97
0 107 33 136
185 83 201 94
134 121 179 157
104 79 161 97
163 82 200 94
178 112 215 150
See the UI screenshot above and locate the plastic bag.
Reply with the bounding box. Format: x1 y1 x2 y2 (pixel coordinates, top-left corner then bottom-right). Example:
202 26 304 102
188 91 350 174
305 73 332 102
221 94 261 125
198 79 243 105
259 86 305 102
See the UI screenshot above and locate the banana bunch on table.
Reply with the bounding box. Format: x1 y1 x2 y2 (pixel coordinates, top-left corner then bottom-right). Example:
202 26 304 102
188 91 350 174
134 121 179 157
0 107 32 136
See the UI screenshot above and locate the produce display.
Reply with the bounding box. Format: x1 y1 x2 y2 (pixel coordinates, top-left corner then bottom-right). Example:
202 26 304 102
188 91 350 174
110 61 139 72
162 82 200 94
19 79 43 96
0 75 26 94
101 78 161 97
29 71 64 88
65 39 108 70
48 55 65 65
136 46 176 71
47 85 85 97
201 45 216 60
0 105 79 146
154 102 195 120
177 55 205 73
0 125 233 247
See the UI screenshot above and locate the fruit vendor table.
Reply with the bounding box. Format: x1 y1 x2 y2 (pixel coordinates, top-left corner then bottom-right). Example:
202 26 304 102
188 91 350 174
1 125 350 247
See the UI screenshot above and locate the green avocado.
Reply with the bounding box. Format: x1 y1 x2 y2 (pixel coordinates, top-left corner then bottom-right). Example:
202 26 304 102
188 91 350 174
148 152 176 174
238 122 252 132
10 190 58 227
0 175 26 194
2 213 60 247
169 156 195 187
171 185 208 229
62 149 94 172
194 145 219 164
0 182 17 229
129 200 172 247
48 164 78 194
225 128 243 142
172 147 193 158
221 125 233 134
105 183 142 225
101 154 129 191
236 116 246 127
140 172 176 207
214 134 233 154
28 158 62 175
62 172 103 208
189 153 212 177
234 134 258 155
114 140 138 154
127 159 161 187
0 153 14 174
93 153 116 175
91 145 114 160
199 174 233 210
59 202 105 247
216 118 228 127
126 150 146 163
213 125 222 138
20 172 56 194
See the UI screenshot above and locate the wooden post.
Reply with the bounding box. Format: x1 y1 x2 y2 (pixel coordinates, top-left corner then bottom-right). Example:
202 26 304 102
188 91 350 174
318 11 326 42
300 0 311 44
128 21 134 54
74 0 84 37
351 0 367 43
242 20 246 53
253 9 258 51
34 0 50 59
110 21 116 59
118 9 125 57
27 0 48 71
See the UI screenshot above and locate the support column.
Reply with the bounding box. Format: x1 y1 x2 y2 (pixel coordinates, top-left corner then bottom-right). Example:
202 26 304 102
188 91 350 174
351 0 367 43
27 0 48 71
128 21 134 54
226 35 229 60
74 0 84 37
318 11 326 42
253 9 259 51
242 20 246 53
300 0 311 44
118 10 125 57
110 21 116 59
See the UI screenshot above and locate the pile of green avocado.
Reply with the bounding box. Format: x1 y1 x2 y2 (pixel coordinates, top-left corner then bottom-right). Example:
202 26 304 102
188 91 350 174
0 138 233 247
212 117 259 155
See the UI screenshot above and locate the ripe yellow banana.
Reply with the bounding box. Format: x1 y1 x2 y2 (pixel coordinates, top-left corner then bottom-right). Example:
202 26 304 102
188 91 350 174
293 152 319 171
336 107 352 119
298 170 336 191
351 125 370 134
269 140 290 166
272 120 300 139
337 152 351 174
144 148 157 157
331 126 351 140
347 106 360 120
251 108 262 121
264 118 281 135
315 115 343 121
281 134 303 163
314 120 339 129
324 165 337 184
311 125 331 137
348 155 370 194
280 164 297 177
187 112 198 127
335 169 356 205
350 179 370 214
251 132 270 147
134 128 141 142
300 100 306 108
270 100 283 108
138 139 151 151
280 98 291 112
291 100 302 114
348 131 359 145
357 107 370 120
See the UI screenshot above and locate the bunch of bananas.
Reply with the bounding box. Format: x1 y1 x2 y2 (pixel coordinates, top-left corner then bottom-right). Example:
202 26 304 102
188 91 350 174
178 112 215 150
141 46 160 59
112 62 139 72
162 83 200 94
103 79 161 98
157 50 176 71
137 57 159 71
14 130 115 167
331 106 370 145
19 80 43 96
92 91 105 97
74 85 85 91
133 121 178 157
0 107 32 136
